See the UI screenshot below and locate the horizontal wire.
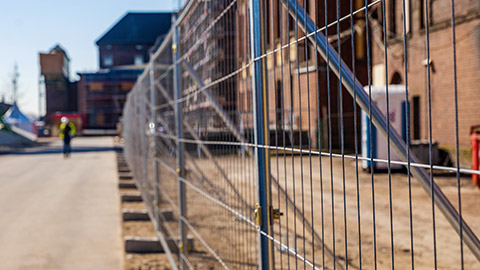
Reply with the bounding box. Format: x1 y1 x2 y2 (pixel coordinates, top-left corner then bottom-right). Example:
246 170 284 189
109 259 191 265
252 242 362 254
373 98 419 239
154 132 480 175
155 150 325 269
152 0 382 111
150 0 238 84
180 216 231 270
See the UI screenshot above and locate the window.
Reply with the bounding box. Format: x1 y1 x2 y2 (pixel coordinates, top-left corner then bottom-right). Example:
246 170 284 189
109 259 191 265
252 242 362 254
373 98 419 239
388 0 397 36
106 44 112 50
103 55 113 67
134 55 144 65
413 96 420 139
419 0 425 29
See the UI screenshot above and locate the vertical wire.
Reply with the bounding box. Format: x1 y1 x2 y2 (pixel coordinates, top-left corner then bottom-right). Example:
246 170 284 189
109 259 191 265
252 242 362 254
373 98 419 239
241 38 248 267
313 0 327 267
364 0 377 269
335 0 349 268
323 0 337 268
301 0 312 268
302 0 316 267
278 2 291 269
294 0 301 268
224 2 231 264
278 1 287 267
312 1 325 267
269 0 282 266
349 0 362 268
278 1 286 268
380 1 395 268
423 0 437 268
244 4 253 267
221 1 231 264
400 0 414 268
450 0 464 267
233 2 241 266
286 0 295 268
228 2 239 266
241 3 249 266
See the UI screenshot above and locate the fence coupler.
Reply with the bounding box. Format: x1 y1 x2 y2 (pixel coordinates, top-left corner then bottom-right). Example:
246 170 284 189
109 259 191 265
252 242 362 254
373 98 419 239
254 204 262 226
176 167 190 176
272 208 283 220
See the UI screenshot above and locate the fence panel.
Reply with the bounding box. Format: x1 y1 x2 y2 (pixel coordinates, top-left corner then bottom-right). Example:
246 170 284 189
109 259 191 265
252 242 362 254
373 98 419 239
122 0 480 269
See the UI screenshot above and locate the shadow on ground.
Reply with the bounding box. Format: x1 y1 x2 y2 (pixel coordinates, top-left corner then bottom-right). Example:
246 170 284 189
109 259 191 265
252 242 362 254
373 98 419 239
0 146 121 156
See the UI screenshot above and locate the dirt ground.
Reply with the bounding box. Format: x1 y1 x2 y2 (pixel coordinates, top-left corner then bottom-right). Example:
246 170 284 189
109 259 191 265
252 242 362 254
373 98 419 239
123 134 480 270
152 151 480 270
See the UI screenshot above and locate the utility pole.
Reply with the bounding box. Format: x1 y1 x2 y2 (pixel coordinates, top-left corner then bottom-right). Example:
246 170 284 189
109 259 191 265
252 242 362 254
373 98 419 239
12 63 19 104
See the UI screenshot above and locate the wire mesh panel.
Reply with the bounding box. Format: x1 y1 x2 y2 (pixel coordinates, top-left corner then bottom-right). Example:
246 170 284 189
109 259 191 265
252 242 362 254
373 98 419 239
122 0 480 269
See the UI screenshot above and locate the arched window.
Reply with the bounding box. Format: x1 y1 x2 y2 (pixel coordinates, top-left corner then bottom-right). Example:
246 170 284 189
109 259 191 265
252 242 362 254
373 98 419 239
390 72 403 84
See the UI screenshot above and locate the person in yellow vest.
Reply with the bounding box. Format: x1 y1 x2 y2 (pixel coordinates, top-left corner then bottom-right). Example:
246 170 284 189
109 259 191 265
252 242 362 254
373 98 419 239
59 117 76 158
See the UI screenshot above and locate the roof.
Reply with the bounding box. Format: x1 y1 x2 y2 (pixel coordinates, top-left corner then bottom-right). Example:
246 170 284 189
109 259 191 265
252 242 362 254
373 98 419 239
77 68 144 82
49 44 70 61
0 102 11 117
96 12 172 45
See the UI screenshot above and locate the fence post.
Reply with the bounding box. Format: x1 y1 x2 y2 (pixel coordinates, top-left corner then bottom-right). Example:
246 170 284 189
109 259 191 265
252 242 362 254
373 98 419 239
172 15 188 270
249 0 274 269
149 53 160 226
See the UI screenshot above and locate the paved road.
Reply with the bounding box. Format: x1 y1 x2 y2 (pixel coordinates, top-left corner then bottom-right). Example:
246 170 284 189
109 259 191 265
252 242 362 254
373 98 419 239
0 137 123 270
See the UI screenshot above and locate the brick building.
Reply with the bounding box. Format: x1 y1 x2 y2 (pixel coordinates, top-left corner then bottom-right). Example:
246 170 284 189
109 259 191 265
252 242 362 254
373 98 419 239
78 12 172 131
177 1 237 140
39 45 78 130
236 0 369 150
370 0 480 163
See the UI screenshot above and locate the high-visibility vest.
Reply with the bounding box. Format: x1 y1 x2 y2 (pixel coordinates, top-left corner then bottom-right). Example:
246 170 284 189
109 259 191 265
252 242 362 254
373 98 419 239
59 122 77 139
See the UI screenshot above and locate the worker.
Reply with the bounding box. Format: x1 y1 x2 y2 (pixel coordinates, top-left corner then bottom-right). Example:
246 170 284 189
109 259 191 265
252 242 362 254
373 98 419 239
59 117 76 158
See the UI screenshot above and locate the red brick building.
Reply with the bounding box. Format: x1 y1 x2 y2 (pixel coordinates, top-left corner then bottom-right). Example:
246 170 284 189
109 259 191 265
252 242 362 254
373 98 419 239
236 0 369 150
78 12 172 131
370 0 480 164
39 45 78 132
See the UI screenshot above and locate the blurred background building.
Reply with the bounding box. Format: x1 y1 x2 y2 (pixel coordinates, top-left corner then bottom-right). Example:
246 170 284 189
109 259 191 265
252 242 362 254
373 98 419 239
39 12 172 135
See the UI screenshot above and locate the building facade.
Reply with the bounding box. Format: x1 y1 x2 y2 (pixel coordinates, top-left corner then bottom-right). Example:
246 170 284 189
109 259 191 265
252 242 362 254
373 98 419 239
370 0 480 164
39 45 78 130
78 12 172 131
236 0 369 150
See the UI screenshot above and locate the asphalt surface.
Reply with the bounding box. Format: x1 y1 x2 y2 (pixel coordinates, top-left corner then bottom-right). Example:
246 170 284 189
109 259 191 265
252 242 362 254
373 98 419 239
0 137 123 270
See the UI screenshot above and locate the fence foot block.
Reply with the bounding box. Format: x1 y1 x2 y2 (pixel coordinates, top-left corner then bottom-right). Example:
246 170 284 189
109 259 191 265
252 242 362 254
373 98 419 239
121 193 143 202
158 209 174 221
123 209 150 221
119 181 137 189
119 174 133 180
124 236 194 253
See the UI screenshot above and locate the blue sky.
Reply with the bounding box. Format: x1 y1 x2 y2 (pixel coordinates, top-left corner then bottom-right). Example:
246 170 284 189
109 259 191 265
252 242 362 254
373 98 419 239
0 0 178 118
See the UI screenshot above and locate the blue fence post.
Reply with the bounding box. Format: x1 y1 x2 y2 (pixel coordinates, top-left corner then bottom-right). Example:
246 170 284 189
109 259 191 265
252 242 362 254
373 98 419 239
172 15 187 270
249 0 274 268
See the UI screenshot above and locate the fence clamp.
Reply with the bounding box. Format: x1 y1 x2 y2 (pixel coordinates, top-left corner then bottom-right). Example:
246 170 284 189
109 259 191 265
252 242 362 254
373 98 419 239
272 207 283 220
254 204 262 226
176 167 190 176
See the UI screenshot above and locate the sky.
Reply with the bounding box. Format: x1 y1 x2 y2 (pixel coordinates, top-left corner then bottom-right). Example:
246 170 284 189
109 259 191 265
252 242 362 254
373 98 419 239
0 0 179 118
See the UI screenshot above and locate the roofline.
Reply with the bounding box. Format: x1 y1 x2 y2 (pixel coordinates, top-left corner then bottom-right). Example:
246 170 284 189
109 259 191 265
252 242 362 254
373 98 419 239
95 11 173 46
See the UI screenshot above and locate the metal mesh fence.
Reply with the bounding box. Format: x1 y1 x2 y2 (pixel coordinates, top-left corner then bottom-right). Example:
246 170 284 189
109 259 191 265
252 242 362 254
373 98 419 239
122 0 480 269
